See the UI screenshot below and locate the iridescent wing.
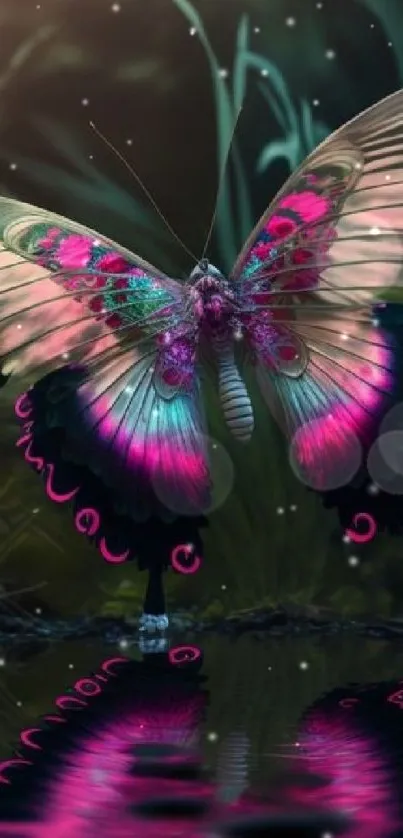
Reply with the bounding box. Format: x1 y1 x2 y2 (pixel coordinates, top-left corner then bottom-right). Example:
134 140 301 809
0 198 210 516
231 89 403 489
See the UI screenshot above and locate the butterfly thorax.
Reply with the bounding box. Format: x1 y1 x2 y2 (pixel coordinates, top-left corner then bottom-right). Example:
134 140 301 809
188 263 236 337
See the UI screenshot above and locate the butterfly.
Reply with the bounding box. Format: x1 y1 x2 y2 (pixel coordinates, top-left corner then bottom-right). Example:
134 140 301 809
1 89 403 556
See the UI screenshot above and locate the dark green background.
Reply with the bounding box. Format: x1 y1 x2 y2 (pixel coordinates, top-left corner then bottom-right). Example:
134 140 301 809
1 0 403 625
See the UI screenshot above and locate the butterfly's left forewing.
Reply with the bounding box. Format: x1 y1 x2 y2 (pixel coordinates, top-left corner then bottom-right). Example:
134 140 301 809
231 89 403 489
0 198 211 517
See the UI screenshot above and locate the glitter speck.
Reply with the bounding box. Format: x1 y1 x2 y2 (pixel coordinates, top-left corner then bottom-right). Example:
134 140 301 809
35 607 42 615
370 226 381 235
81 98 89 106
276 506 285 515
348 555 360 567
0 658 5 667
218 68 229 78
189 26 197 36
299 660 309 670
285 16 296 27
111 2 121 11
316 1 323 7
260 68 269 77
119 639 129 649
9 162 17 171
208 731 218 742
68 663 74 670
325 49 336 60
126 138 133 145
253 26 260 33
313 98 320 106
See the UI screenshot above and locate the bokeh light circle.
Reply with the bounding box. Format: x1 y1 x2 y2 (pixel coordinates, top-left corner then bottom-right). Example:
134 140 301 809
367 433 403 495
151 435 234 516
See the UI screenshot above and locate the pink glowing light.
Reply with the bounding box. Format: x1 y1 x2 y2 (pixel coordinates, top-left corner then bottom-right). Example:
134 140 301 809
345 512 377 543
0 758 33 785
55 695 88 711
74 678 102 697
168 645 202 665
20 729 43 751
45 463 80 504
101 658 130 676
74 507 101 536
170 543 202 575
15 431 33 449
99 536 130 564
15 392 33 419
24 439 45 471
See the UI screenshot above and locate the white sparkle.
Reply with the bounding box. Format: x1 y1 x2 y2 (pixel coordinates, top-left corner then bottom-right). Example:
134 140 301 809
253 26 261 33
385 174 391 181
342 534 351 544
152 407 159 418
111 2 121 11
32 508 39 514
276 506 285 515
368 483 379 495
316 1 323 7
299 660 309 670
369 226 381 235
221 584 227 590
260 68 269 77
340 333 349 341
372 318 380 327
313 98 320 106
16 324 22 329
290 504 297 511
354 162 362 170
325 49 336 60
388 42 393 47
35 607 42 615
16 701 22 707
125 386 134 395
189 26 197 36
68 663 74 669
0 658 5 667
370 23 375 28
126 138 133 145
208 731 218 742
119 638 129 649
62 352 69 360
285 16 296 27
81 98 90 107
268 666 272 671
348 555 360 567
218 68 229 78
9 163 17 171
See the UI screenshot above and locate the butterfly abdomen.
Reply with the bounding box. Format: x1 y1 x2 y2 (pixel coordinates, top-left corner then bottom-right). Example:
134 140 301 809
214 338 254 443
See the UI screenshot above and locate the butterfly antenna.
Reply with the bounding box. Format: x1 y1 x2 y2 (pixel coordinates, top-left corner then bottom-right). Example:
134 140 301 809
200 105 243 262
89 120 199 264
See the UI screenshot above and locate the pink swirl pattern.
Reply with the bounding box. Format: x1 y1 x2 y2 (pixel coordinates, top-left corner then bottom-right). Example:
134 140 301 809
345 512 377 543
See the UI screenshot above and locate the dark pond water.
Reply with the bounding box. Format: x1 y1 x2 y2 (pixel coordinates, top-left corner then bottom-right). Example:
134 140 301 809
1 634 403 836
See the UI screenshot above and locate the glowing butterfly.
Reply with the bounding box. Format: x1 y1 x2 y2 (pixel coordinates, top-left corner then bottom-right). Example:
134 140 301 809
1 90 403 532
